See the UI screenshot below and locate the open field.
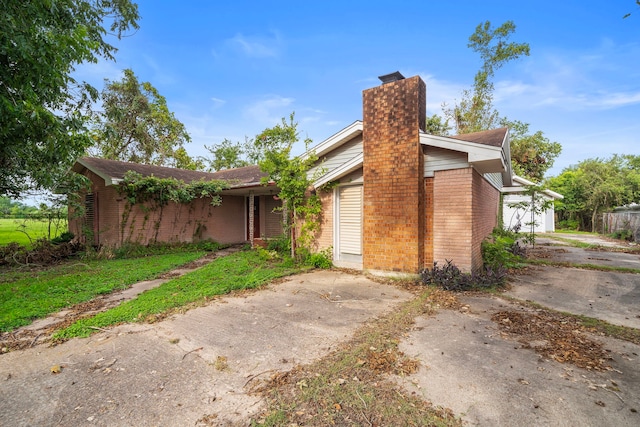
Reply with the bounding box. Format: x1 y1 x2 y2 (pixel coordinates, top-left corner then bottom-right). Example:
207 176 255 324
0 218 67 246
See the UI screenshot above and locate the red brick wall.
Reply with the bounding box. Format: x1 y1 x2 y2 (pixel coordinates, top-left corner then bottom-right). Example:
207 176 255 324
432 167 500 272
362 76 426 273
471 169 500 269
70 170 246 246
424 177 434 268
433 168 473 271
313 189 334 252
119 195 245 246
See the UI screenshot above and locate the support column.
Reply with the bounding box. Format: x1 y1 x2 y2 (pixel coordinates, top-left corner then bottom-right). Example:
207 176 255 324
249 191 255 246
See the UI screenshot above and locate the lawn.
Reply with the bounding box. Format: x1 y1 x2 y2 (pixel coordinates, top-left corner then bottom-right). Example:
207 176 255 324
54 250 300 339
0 218 67 246
0 249 205 332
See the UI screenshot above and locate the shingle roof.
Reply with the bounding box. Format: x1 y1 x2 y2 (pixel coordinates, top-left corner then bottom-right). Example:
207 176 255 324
448 127 508 148
74 157 266 187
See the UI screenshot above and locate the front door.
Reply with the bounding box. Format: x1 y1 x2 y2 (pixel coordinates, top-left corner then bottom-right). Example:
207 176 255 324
247 196 260 240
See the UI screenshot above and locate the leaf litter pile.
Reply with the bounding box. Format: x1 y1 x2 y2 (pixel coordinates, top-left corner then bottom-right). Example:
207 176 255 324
492 309 611 371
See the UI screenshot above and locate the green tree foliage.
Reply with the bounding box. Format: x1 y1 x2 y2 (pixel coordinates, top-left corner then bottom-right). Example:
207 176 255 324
441 21 561 181
0 0 140 197
502 119 562 182
445 21 530 134
91 69 193 166
547 155 640 232
203 138 250 171
425 114 451 136
255 114 320 258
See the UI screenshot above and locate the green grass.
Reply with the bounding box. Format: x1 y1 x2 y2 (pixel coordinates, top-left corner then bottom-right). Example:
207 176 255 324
0 218 67 246
54 250 300 340
0 250 204 332
526 258 640 274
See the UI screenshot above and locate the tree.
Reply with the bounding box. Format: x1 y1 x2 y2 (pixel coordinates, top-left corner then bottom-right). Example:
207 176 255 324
547 155 640 232
91 69 193 166
440 21 561 180
502 119 562 182
445 21 530 134
425 114 451 136
203 139 250 171
0 0 140 197
255 114 319 259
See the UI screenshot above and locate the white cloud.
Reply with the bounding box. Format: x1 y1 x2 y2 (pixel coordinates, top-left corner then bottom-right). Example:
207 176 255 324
244 95 295 125
210 97 226 108
225 31 283 58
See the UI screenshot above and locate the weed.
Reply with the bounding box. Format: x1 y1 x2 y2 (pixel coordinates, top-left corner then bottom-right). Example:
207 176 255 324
421 260 507 291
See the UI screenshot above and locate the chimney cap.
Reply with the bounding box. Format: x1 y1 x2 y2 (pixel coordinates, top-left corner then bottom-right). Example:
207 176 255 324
378 71 405 84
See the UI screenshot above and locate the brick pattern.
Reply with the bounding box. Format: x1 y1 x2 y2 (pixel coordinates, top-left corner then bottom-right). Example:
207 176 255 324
432 168 473 271
70 170 247 246
471 169 500 269
423 177 434 267
431 167 500 272
362 76 426 272
313 189 334 252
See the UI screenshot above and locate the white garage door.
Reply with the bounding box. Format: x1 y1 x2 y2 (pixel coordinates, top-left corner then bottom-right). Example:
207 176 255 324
338 185 363 257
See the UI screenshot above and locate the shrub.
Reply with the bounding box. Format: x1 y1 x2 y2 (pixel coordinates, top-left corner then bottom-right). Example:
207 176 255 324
50 231 74 245
266 234 291 255
482 230 526 270
420 260 507 291
610 229 634 242
304 247 333 269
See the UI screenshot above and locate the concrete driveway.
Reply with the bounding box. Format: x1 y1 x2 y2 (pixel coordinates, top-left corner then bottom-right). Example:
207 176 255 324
396 233 640 426
1 235 639 426
0 271 413 426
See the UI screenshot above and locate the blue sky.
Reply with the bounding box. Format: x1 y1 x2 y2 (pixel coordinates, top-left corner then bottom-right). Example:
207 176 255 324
76 0 640 179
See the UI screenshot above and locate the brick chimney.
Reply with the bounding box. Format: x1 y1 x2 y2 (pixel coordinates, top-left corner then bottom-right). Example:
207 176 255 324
362 73 426 273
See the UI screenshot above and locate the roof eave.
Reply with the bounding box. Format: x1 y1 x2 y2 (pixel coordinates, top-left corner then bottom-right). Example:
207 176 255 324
302 120 363 159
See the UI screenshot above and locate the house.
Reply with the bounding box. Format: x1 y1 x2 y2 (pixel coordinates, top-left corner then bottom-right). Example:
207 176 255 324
501 175 563 233
70 72 513 274
304 72 512 274
69 158 284 247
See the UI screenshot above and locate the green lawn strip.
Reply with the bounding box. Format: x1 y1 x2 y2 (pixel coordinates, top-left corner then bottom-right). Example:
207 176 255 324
0 218 66 246
54 251 301 340
526 258 640 274
535 235 598 249
0 251 204 332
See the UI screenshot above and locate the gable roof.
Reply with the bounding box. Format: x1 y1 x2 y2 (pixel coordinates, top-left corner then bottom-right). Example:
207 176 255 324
447 127 508 148
306 123 514 187
420 127 512 186
73 157 267 189
502 175 563 200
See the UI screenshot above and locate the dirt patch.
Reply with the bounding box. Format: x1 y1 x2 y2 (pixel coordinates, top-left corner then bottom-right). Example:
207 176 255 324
492 310 611 371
